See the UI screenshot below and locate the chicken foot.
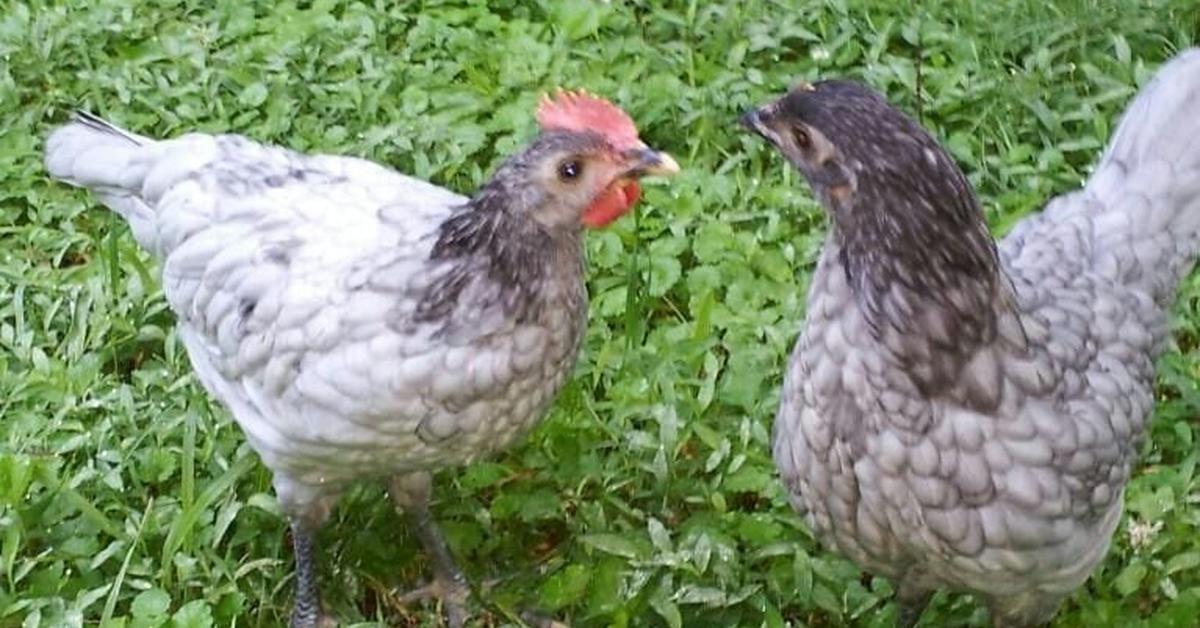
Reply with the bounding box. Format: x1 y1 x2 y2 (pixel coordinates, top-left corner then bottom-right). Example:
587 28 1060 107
389 472 575 628
389 472 470 628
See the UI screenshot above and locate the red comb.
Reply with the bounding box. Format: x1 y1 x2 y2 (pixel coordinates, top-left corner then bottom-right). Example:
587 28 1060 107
536 89 641 150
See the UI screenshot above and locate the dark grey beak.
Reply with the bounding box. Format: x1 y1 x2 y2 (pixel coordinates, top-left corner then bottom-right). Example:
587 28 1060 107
738 109 759 130
739 108 769 139
620 147 680 177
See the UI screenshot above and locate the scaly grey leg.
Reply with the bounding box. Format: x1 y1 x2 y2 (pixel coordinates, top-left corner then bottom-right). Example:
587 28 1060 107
275 474 340 628
389 471 469 628
896 581 932 628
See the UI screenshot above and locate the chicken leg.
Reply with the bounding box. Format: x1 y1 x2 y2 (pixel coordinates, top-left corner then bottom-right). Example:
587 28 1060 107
289 522 326 628
896 584 932 628
277 476 340 628
389 472 470 628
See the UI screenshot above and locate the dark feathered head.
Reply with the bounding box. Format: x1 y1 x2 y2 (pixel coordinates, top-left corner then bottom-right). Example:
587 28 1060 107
740 80 1017 401
739 79 1000 294
739 80 984 230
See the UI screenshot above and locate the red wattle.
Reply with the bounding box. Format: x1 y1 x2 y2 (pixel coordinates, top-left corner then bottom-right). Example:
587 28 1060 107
582 181 642 228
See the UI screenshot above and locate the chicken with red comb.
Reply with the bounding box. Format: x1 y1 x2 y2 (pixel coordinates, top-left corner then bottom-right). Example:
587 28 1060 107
44 88 678 627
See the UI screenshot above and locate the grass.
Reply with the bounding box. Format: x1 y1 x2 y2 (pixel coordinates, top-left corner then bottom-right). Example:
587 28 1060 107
2 0 1199 626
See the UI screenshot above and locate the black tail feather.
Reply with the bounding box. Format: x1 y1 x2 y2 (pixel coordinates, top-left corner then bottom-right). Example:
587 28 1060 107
70 110 143 146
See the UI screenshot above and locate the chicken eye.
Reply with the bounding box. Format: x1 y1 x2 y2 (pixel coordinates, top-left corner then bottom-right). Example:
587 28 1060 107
792 126 812 150
557 159 583 182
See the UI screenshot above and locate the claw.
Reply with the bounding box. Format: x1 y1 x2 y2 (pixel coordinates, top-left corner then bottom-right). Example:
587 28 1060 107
393 577 468 605
392 576 470 628
519 609 571 628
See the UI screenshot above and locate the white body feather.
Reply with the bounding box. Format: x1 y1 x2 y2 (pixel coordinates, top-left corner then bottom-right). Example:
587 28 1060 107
45 117 587 510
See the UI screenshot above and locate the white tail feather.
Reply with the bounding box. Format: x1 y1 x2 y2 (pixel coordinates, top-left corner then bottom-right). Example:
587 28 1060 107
45 112 166 250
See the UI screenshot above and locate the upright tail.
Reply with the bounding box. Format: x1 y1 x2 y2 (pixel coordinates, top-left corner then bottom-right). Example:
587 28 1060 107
44 111 167 251
1084 48 1200 304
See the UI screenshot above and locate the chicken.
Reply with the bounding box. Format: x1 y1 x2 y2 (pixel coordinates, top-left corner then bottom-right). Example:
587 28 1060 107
43 92 678 627
740 48 1200 627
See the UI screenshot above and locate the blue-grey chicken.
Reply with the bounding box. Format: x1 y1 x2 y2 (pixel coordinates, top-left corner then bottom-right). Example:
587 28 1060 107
740 48 1200 627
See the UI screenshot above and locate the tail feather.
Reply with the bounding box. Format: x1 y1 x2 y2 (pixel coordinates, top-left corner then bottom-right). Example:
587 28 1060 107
45 111 153 193
70 110 148 146
44 111 164 248
1093 50 1200 172
1083 48 1200 302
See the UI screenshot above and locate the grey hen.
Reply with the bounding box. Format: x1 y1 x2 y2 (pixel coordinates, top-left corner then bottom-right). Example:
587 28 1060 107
741 49 1200 627
43 92 677 627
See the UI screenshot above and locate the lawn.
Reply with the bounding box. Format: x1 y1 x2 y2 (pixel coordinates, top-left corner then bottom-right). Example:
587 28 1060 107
2 0 1199 626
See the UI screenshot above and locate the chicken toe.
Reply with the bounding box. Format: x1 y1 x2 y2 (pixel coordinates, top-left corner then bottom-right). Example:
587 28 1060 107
393 578 469 628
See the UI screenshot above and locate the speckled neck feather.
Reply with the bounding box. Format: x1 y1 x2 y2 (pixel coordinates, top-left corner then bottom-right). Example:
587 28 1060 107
418 214 547 318
816 83 1014 398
